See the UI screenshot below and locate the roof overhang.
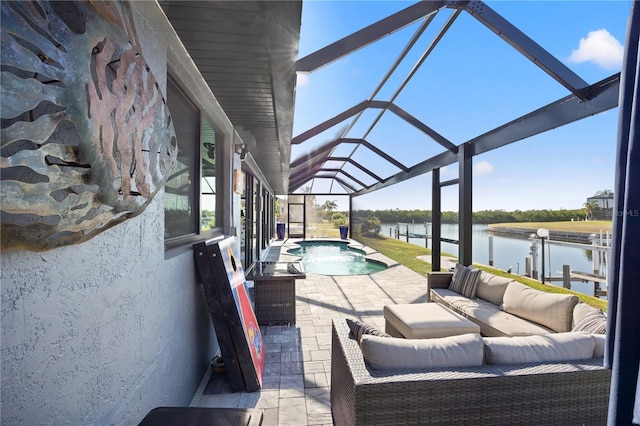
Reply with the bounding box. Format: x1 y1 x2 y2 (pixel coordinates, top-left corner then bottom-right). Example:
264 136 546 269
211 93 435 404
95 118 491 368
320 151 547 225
160 1 302 195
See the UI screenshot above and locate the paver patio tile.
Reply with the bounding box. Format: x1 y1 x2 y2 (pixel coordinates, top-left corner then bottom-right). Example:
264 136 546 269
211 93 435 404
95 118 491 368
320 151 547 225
198 239 427 425
278 397 308 425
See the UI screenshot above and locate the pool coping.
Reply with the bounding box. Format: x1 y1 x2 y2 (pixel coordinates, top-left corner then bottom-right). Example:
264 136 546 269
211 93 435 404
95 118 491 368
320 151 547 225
280 238 400 271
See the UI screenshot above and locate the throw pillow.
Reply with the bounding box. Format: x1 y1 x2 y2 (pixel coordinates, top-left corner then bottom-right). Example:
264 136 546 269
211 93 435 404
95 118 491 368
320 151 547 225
345 318 391 343
449 264 481 298
360 333 484 370
571 303 607 334
572 314 607 334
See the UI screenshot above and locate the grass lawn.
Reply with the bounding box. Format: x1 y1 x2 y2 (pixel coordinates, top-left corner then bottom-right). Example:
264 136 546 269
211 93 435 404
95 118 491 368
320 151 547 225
491 220 612 234
305 220 341 238
357 234 433 277
354 233 608 311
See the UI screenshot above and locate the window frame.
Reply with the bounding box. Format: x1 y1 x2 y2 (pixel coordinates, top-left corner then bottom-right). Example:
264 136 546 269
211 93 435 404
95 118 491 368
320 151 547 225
164 76 224 251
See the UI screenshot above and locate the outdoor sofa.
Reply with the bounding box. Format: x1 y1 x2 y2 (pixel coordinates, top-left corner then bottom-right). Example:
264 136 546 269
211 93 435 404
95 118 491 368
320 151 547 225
331 266 610 425
423 268 608 337
330 318 610 425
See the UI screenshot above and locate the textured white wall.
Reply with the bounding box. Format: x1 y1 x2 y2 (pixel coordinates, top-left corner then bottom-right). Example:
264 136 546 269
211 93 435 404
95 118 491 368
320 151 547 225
1 3 220 424
1 196 215 425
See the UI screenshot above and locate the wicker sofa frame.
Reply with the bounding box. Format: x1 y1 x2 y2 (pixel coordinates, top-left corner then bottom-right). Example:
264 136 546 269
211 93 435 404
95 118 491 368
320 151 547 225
331 319 610 425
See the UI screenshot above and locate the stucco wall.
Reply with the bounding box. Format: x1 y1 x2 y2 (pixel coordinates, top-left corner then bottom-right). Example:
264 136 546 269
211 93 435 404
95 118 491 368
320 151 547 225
1 196 215 425
1 2 221 425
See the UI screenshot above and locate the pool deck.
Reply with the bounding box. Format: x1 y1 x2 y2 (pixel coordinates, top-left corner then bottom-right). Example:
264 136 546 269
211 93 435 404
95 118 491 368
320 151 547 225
193 238 429 425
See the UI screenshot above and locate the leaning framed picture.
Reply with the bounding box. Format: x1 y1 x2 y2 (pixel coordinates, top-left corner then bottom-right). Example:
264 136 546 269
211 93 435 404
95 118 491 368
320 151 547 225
193 236 264 391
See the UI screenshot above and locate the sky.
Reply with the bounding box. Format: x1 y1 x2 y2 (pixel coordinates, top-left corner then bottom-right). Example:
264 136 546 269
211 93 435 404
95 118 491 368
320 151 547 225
290 1 632 212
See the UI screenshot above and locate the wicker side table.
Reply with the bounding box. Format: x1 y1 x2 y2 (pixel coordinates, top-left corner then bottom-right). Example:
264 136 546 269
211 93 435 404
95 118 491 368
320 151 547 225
245 262 305 325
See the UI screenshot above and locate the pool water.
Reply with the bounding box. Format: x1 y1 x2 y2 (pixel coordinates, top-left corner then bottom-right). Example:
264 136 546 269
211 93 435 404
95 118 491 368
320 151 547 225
287 241 387 276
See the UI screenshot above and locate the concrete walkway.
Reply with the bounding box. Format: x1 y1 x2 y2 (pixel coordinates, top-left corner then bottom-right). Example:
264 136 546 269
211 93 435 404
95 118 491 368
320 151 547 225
416 254 458 271
194 239 429 425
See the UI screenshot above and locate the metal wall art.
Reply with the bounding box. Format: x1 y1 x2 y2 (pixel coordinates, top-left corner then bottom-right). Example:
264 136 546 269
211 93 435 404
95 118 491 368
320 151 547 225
1 0 177 251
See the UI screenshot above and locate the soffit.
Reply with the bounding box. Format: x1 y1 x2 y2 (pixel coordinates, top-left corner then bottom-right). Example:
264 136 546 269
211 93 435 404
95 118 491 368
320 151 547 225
160 1 302 195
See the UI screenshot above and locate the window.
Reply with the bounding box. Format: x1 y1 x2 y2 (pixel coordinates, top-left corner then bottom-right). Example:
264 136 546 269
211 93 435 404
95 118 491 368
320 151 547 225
164 78 222 247
200 120 218 231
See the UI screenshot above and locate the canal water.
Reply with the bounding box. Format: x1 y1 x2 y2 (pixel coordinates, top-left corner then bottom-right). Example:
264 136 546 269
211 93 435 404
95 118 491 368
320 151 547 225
382 223 608 299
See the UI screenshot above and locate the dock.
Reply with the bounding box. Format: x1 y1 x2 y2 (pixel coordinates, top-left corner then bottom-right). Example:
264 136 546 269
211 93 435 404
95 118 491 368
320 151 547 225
544 267 608 298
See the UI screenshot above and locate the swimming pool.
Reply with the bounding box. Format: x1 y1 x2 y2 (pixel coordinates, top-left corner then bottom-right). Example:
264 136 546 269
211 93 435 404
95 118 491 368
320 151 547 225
286 241 387 276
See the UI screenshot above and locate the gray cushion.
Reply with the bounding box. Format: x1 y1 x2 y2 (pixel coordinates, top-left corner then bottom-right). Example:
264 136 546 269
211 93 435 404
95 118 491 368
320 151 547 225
361 333 484 370
447 294 554 337
483 333 596 365
449 264 481 298
345 318 390 343
383 303 480 339
475 272 513 305
592 333 606 358
501 282 578 332
571 303 607 334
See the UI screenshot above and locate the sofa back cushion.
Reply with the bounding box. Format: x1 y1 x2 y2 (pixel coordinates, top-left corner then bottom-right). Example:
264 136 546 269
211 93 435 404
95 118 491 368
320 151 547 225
475 272 513 305
483 333 596 364
501 282 578 332
360 333 484 370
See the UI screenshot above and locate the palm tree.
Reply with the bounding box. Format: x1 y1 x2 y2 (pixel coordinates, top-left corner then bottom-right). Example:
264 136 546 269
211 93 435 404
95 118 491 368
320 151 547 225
322 200 338 215
583 200 599 220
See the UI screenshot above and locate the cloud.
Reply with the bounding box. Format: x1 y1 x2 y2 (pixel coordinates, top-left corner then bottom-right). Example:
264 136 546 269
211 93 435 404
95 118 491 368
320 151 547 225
296 73 309 87
439 166 450 176
474 161 493 176
568 29 624 70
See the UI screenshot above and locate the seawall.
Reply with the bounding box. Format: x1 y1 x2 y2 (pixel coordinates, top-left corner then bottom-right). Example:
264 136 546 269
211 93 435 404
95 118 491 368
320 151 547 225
488 226 597 244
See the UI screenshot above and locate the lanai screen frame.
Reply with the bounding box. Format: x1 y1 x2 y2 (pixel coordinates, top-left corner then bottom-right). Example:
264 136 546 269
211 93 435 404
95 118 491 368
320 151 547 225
288 0 621 269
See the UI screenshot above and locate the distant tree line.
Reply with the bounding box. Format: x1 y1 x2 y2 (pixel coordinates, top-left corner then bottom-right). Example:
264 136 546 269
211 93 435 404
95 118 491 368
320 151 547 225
350 208 594 224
